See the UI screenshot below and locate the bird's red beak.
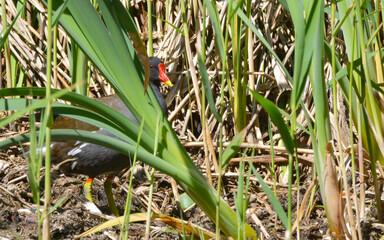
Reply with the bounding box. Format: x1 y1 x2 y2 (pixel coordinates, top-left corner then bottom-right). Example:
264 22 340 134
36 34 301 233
158 63 173 87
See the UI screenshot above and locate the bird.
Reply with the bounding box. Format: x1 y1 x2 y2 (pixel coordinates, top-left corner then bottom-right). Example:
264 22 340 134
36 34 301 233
47 57 172 216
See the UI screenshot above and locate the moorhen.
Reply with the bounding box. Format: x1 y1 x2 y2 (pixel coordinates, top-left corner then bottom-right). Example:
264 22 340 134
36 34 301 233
48 57 172 216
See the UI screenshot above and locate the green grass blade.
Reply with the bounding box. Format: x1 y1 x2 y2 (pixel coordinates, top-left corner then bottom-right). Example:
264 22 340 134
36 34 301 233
249 163 289 229
221 128 247 169
197 55 221 122
0 1 25 48
248 88 294 154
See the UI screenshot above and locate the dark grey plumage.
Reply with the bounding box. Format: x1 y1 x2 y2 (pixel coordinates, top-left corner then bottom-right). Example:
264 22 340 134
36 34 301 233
51 57 170 178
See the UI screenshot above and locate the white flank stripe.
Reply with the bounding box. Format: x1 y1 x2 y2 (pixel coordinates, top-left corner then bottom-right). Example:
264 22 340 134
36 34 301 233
78 143 89 149
71 161 78 170
67 148 82 156
39 147 46 155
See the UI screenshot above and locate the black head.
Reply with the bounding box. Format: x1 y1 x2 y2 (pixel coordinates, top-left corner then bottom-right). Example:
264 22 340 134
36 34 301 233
149 57 172 87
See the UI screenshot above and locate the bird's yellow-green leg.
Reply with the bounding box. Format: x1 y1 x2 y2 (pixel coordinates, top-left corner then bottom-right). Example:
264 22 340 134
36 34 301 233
104 174 119 216
84 177 94 202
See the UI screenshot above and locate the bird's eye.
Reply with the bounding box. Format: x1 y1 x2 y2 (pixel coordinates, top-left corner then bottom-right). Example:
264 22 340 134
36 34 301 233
150 65 154 69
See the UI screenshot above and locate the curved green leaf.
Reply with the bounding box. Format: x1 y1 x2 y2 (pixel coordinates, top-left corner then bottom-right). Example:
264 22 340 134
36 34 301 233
0 88 160 155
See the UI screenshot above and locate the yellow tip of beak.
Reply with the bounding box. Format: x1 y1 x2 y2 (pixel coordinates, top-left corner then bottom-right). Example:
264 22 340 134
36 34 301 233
165 80 173 87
